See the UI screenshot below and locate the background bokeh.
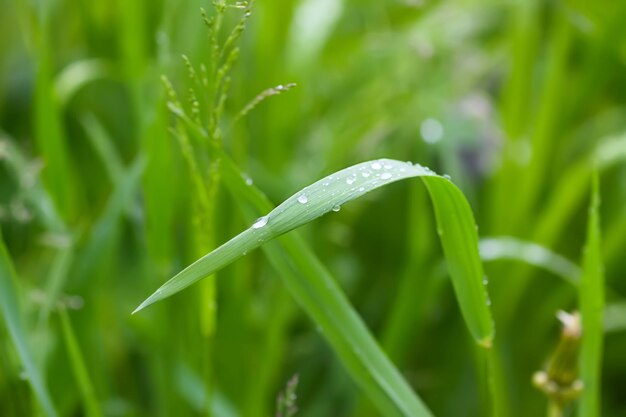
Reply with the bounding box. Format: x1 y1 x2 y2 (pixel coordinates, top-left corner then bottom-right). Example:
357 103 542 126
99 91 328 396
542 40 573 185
1 0 626 416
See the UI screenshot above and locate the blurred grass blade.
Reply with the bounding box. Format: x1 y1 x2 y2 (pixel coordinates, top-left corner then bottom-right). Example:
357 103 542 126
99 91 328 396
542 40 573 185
603 302 626 334
479 237 581 284
34 44 77 219
55 59 111 108
135 158 493 346
0 135 66 233
58 307 102 417
73 155 145 283
80 113 126 184
578 172 604 417
0 231 58 417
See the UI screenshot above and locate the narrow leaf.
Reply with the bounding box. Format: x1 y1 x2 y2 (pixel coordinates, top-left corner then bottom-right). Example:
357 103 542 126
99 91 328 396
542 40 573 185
578 172 604 417
135 158 493 345
479 236 581 284
0 231 58 417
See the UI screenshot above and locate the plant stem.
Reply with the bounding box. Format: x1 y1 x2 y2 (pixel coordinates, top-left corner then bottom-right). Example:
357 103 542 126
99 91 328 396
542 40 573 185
547 401 563 417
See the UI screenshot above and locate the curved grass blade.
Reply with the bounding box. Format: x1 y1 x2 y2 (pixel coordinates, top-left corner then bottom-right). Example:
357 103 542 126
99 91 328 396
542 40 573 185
217 153 433 417
55 59 110 108
479 236 581 284
0 231 58 417
134 158 493 346
209 153 433 417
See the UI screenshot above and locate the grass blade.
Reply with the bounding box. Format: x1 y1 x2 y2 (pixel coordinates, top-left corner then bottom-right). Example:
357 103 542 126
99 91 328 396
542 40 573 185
58 307 102 417
603 302 626 334
135 158 493 345
578 172 604 417
479 237 581 284
215 157 433 417
0 231 58 417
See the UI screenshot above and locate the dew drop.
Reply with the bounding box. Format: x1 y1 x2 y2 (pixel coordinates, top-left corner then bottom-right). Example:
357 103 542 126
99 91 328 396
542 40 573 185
483 276 489 285
332 204 341 212
252 216 268 229
380 172 392 180
371 162 382 170
358 187 365 192
297 194 308 204
346 176 356 185
443 174 451 180
361 172 370 178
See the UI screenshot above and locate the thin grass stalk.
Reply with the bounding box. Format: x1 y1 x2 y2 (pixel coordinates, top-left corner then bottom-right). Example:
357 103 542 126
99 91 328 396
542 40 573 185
0 231 58 417
578 172 604 417
58 307 102 417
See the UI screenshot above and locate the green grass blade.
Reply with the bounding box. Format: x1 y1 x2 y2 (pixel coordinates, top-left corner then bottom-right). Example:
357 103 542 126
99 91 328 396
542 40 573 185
135 158 493 345
604 302 626 334
0 231 58 417
73 156 145 283
58 307 102 417
80 113 126 184
33 44 77 220
54 59 110 108
0 135 66 233
216 157 433 417
479 237 581 284
421 177 494 346
578 172 604 417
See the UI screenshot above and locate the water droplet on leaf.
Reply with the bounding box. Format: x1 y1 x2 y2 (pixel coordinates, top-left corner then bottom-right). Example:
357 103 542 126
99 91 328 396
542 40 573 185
252 216 268 229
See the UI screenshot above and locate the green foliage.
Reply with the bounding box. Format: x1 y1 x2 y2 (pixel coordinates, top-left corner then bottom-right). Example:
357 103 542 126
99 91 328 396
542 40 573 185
1 0 625 416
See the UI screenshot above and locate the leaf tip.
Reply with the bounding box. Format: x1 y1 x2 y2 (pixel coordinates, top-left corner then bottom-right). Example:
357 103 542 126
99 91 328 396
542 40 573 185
131 296 156 315
478 336 493 349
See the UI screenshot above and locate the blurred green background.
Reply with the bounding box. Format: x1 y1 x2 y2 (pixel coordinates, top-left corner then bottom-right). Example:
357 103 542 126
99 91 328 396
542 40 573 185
1 0 626 416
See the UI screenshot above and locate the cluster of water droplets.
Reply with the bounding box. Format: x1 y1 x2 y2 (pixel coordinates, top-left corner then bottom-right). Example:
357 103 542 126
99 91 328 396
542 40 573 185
249 160 446 231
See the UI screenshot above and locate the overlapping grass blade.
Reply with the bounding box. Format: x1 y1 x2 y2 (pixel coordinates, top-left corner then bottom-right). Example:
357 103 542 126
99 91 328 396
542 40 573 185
204 155 433 417
73 156 145 283
578 172 604 417
0 232 58 417
134 158 493 345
